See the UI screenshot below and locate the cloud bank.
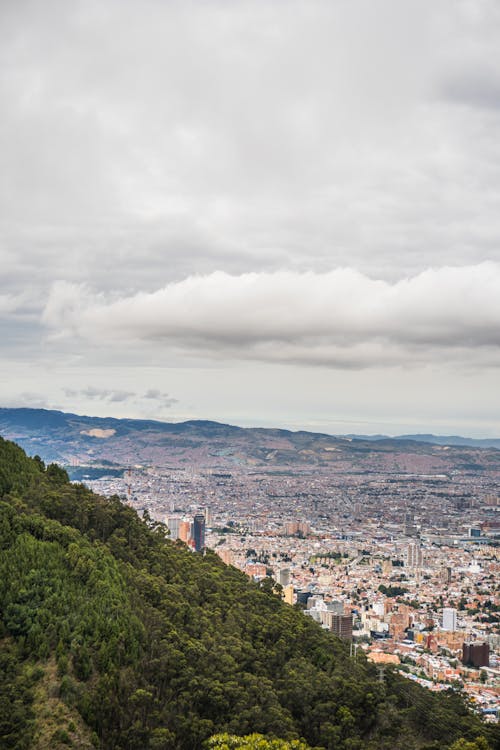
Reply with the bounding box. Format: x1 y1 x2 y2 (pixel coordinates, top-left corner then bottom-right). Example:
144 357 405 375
43 263 500 368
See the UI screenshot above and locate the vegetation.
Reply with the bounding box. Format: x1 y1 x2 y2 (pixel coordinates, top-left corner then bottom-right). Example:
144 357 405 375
377 584 409 598
206 734 313 750
0 436 498 750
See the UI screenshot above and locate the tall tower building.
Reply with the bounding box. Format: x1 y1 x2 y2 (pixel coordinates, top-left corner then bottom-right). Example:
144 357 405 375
406 542 423 569
331 614 353 641
442 607 457 632
179 519 191 543
167 517 180 540
193 513 206 552
278 568 291 587
462 641 489 668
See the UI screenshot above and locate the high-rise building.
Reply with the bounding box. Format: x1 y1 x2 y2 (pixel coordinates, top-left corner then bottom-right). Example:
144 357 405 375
298 521 311 536
331 614 353 641
442 607 457 632
178 520 191 543
462 641 489 668
278 568 291 587
406 542 423 569
284 521 299 536
284 520 310 536
193 513 206 552
439 566 452 583
167 516 180 540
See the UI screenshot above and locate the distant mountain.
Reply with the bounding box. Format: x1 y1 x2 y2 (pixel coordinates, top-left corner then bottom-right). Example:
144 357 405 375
345 432 500 450
0 407 499 475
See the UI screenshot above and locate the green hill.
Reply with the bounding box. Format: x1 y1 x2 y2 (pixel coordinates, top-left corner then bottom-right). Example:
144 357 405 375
0 436 497 750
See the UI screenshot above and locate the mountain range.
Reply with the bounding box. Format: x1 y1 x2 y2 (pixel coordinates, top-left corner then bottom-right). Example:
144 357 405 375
0 408 499 476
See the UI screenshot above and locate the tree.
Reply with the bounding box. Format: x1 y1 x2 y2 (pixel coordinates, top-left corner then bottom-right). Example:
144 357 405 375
449 738 490 750
206 734 312 750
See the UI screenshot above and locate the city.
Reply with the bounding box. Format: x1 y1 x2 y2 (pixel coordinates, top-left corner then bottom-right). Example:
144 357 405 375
84 459 500 723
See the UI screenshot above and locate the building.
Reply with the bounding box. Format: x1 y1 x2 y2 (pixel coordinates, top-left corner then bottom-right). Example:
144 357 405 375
406 542 423 569
179 520 191 544
193 513 206 552
284 520 310 537
382 559 393 576
282 584 294 605
278 568 291 587
331 614 353 641
167 516 180 540
442 607 457 632
462 641 489 668
296 590 311 606
468 527 482 538
245 563 268 579
404 511 418 537
307 595 324 610
217 548 234 566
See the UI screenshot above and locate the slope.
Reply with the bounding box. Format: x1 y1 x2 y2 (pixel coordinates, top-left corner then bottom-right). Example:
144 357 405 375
0 437 497 750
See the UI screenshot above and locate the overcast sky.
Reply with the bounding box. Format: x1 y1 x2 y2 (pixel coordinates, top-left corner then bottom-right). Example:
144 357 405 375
1 0 500 436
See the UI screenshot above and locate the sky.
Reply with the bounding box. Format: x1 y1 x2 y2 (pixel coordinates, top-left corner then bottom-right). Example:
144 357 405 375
1 0 500 437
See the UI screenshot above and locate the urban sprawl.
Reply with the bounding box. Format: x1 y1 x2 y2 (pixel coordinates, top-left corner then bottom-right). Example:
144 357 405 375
83 463 499 722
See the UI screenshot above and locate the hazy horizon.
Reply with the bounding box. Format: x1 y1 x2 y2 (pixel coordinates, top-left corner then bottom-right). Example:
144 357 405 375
2 403 500 442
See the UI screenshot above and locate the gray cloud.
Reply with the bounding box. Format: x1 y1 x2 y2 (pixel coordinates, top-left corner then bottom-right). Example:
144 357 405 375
1 0 500 304
2 392 50 409
62 386 178 409
43 263 500 369
2 1 500 435
442 67 500 110
143 389 178 408
64 387 134 403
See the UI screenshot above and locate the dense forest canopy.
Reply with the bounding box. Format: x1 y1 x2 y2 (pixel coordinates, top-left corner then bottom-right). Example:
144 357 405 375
0 436 497 750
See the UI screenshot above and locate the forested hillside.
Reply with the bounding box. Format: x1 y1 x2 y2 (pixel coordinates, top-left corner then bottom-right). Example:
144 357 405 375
0 436 497 750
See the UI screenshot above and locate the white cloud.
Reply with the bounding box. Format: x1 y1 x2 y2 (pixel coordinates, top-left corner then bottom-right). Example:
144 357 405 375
42 263 500 368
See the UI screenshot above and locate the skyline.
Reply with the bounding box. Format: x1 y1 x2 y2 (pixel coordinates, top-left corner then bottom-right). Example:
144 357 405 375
2 1 500 437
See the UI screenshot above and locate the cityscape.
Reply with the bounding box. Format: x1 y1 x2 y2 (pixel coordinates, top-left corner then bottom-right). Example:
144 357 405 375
84 455 500 722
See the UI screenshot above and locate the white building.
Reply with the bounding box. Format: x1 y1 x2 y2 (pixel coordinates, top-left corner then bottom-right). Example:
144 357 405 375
406 542 423 569
442 607 457 632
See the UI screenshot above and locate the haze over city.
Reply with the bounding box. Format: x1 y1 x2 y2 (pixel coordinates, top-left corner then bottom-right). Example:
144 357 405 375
1 0 500 436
